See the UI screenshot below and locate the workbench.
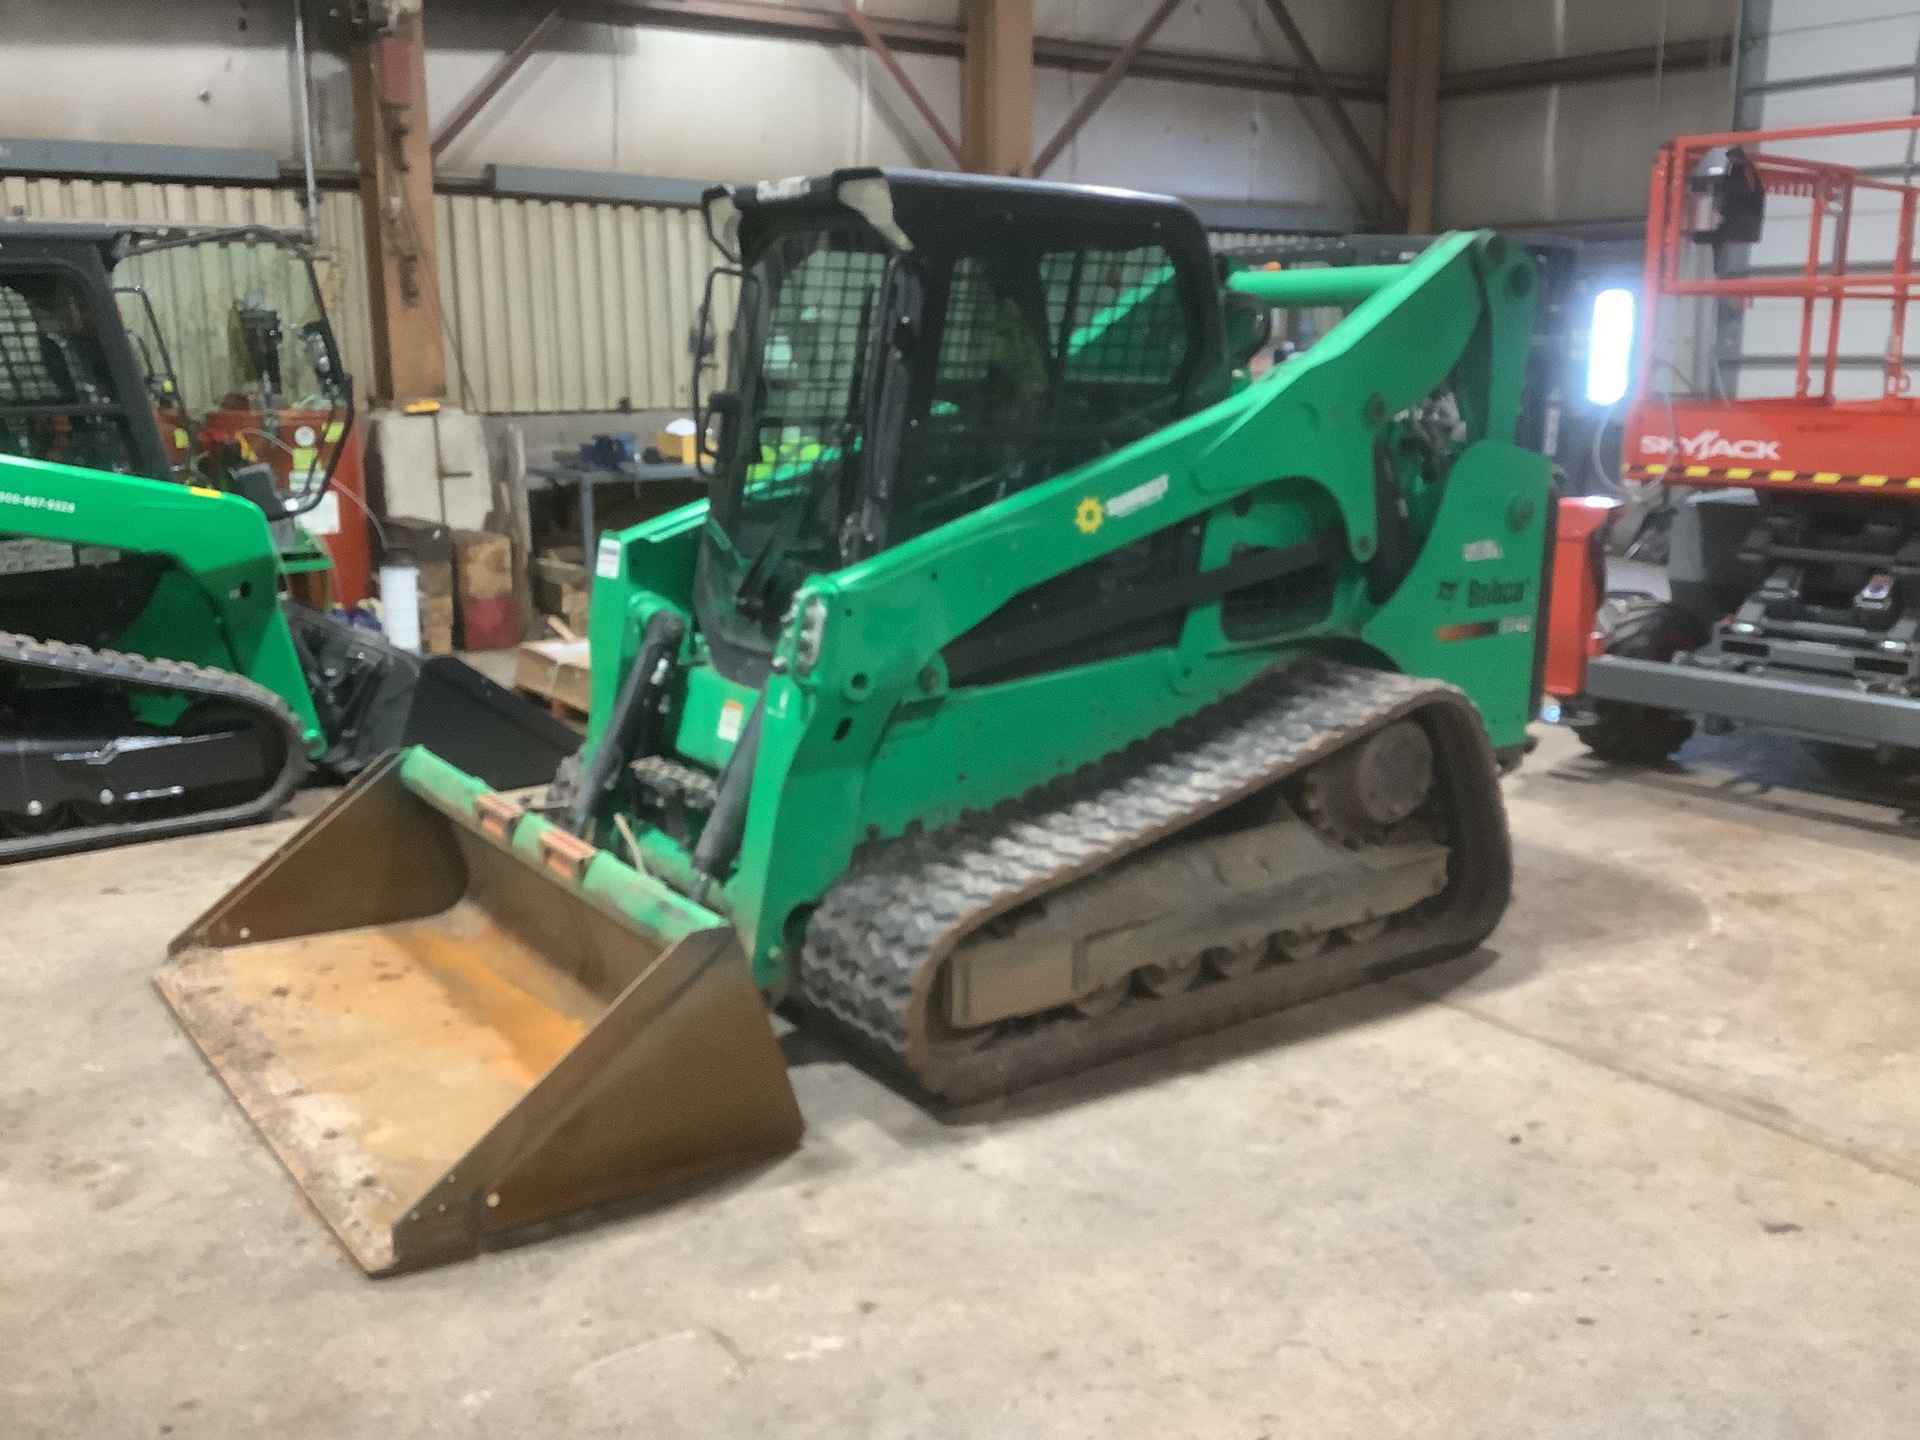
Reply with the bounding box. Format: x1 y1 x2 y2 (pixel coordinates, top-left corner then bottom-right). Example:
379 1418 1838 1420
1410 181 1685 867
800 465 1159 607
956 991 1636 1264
527 455 701 562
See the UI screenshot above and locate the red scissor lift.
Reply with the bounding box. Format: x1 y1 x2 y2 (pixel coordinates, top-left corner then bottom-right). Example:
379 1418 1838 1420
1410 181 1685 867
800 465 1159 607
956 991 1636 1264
1547 116 1920 762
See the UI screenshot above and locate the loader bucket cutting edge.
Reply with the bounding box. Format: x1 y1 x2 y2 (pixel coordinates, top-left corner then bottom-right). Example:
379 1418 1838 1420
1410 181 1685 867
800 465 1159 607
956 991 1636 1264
154 747 803 1275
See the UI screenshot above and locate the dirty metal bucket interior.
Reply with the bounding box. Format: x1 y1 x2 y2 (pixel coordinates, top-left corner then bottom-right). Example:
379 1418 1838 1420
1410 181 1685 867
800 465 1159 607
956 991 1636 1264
156 750 802 1275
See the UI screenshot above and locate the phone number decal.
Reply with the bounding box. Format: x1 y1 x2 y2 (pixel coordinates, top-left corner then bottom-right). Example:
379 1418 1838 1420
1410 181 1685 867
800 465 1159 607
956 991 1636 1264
0 491 77 515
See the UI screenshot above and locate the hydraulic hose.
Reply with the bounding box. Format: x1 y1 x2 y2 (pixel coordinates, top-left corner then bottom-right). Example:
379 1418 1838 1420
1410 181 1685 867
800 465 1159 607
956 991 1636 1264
566 609 686 835
692 689 766 887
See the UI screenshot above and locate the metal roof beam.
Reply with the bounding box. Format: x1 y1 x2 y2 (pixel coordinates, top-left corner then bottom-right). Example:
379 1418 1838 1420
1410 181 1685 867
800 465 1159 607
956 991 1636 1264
1261 0 1402 228
1032 0 1182 177
834 0 963 165
432 6 566 160
1441 35 1733 98
572 1 1382 101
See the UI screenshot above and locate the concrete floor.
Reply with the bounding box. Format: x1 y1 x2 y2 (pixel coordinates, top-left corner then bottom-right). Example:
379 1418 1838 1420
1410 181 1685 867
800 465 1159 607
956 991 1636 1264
4 725 1919 1438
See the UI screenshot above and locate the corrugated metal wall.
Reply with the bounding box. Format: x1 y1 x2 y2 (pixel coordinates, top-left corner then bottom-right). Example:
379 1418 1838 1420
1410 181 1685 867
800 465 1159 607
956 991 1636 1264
434 193 720 415
0 175 374 408
2 177 728 416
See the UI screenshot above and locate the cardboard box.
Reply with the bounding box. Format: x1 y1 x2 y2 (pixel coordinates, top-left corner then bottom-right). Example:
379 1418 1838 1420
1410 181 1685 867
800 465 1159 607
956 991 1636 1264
454 529 515 602
533 552 590 637
450 529 518 649
421 596 455 655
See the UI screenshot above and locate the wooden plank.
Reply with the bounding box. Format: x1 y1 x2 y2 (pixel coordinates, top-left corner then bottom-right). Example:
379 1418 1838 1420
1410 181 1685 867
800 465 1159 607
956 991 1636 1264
513 639 592 716
532 553 591 637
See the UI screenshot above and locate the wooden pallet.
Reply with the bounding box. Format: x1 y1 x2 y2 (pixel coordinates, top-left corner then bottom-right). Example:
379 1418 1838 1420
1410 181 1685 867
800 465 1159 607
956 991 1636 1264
512 638 591 725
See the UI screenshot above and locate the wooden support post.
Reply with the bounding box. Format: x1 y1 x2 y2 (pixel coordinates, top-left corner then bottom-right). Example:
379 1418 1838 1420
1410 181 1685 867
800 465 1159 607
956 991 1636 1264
962 0 1033 175
351 5 446 404
1385 0 1444 234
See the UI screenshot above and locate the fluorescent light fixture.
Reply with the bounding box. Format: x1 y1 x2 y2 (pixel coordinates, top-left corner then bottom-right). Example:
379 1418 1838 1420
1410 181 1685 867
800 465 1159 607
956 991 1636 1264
1586 287 1635 406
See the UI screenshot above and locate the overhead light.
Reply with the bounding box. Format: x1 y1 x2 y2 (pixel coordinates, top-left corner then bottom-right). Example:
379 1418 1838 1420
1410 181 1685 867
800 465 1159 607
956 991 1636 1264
1586 287 1635 407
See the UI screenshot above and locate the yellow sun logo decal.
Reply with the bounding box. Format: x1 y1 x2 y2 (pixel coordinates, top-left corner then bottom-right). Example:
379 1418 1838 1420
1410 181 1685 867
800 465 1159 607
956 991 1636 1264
1074 496 1105 534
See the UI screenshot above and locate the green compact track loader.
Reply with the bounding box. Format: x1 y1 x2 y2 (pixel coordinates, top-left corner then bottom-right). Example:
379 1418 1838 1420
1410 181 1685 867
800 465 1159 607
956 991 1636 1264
0 221 576 862
159 171 1552 1274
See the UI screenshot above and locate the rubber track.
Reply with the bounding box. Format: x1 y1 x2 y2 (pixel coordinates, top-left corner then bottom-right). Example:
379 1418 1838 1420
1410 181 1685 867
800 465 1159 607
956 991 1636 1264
800 658 1513 1102
0 630 309 864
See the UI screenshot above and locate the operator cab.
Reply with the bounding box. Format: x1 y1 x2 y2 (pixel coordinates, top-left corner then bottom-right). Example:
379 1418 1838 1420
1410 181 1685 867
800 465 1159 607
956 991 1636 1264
0 221 349 491
0 224 170 479
693 168 1229 683
0 221 352 643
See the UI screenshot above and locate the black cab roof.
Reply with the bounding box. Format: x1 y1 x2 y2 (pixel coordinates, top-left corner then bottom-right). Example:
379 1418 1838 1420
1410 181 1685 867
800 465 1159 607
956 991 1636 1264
704 167 1214 270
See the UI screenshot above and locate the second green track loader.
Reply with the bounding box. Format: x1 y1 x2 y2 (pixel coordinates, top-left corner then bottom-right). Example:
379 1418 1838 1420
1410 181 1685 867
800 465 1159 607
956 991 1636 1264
160 170 1552 1273
0 221 577 862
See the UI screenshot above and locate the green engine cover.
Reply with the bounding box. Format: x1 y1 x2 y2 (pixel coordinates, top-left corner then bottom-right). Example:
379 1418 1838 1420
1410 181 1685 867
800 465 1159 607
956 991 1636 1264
0 452 325 751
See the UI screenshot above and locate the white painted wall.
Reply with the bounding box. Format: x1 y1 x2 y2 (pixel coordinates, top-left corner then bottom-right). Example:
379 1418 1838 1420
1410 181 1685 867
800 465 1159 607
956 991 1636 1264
1035 68 1377 208
1032 0 1385 211
1437 67 1731 227
427 25 962 178
1443 0 1737 71
1040 0 1385 72
0 0 1385 222
1434 0 1741 227
0 0 357 170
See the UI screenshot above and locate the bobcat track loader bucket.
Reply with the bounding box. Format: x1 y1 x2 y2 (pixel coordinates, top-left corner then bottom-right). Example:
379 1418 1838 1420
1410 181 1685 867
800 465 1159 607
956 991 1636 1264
155 747 803 1275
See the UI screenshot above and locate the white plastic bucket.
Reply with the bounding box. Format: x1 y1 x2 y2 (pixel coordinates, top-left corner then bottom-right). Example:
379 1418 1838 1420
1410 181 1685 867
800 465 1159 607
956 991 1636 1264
378 564 422 653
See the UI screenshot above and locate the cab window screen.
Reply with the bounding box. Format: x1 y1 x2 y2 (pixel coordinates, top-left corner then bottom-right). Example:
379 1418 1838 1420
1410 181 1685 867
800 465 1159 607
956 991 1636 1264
917 243 1190 537
736 230 888 504
1044 247 1186 384
0 270 137 473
